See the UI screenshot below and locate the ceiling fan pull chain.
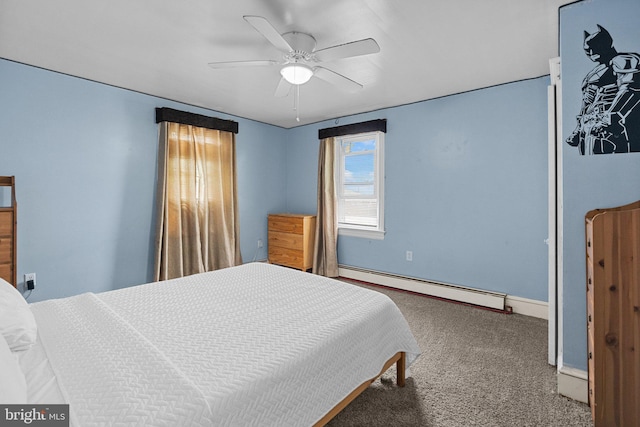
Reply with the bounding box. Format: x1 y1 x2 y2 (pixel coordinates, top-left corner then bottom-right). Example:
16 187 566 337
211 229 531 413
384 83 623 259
295 85 301 122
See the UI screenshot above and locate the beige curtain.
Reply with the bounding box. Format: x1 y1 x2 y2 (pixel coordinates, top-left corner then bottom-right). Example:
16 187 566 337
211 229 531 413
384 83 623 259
154 121 242 281
312 137 339 277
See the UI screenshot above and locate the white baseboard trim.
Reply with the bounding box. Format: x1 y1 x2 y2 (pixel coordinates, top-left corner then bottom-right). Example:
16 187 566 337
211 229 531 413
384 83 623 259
339 265 507 311
505 295 548 320
338 265 548 318
557 366 588 404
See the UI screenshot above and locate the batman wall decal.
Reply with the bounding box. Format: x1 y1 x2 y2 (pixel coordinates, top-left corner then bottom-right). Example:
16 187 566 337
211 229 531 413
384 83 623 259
567 25 640 154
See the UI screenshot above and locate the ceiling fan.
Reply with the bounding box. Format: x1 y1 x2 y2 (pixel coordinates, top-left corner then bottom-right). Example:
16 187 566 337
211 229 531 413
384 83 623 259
208 16 380 100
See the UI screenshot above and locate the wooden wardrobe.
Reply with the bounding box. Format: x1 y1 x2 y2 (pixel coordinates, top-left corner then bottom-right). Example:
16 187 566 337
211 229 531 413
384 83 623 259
0 176 17 287
585 200 640 427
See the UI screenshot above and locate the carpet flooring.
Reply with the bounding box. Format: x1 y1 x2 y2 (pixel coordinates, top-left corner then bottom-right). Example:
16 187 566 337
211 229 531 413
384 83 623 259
327 279 593 427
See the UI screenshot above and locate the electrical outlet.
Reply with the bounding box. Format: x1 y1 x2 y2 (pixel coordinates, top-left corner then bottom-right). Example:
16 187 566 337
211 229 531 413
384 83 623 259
406 251 413 262
25 273 36 290
257 239 263 248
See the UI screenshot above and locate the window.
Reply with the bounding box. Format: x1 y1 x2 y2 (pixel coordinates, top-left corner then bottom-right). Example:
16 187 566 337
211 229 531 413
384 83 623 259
154 108 242 281
336 131 385 239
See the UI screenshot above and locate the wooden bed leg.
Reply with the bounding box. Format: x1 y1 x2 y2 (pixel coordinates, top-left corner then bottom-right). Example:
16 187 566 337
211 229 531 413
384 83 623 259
313 352 408 427
397 352 406 387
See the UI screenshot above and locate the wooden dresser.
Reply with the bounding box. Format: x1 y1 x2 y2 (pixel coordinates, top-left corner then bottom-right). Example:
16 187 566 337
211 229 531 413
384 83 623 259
0 177 17 287
585 200 640 427
268 213 316 271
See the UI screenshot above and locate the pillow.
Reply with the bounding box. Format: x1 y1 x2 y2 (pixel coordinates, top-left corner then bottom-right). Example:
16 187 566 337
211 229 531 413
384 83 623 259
0 333 28 403
0 278 37 351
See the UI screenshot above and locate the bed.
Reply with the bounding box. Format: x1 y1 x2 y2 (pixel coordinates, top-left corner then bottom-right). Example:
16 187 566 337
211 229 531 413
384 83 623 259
1 262 421 426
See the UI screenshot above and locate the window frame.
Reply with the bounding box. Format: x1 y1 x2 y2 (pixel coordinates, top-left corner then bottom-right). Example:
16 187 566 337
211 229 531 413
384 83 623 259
335 131 385 240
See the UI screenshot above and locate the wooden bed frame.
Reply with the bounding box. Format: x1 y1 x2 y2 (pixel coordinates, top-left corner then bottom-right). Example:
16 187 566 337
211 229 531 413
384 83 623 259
314 351 406 426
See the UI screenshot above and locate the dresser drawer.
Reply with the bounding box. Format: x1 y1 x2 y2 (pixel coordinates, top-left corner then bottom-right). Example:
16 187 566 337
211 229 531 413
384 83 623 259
269 230 303 250
268 215 305 234
0 211 13 236
269 247 305 270
0 263 12 284
0 236 12 263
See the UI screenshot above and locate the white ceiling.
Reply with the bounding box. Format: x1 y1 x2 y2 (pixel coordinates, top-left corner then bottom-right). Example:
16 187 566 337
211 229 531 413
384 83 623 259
0 0 574 128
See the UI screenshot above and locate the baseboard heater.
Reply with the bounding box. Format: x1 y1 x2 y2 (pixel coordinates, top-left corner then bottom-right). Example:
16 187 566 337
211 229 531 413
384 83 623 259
338 265 507 311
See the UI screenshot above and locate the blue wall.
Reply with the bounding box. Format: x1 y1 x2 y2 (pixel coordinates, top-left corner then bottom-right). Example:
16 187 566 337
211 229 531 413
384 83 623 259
560 0 640 370
0 59 287 302
285 78 551 301
0 57 551 305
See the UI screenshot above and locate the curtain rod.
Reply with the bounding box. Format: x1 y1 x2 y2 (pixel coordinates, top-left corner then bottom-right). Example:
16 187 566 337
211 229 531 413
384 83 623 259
155 107 239 134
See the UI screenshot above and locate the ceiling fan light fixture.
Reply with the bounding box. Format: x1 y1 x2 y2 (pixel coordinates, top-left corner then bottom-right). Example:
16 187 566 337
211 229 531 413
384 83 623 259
280 63 313 85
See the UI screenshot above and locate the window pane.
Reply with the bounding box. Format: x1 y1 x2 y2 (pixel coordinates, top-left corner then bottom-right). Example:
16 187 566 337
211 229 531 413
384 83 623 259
348 139 376 152
336 131 383 234
344 183 374 196
340 199 378 226
344 153 374 184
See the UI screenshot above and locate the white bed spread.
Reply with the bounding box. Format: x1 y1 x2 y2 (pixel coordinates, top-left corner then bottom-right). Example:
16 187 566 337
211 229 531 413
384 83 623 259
17 333 65 404
29 262 421 426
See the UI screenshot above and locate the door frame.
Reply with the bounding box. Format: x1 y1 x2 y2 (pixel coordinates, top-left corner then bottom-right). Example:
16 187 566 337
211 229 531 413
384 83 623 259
547 57 563 367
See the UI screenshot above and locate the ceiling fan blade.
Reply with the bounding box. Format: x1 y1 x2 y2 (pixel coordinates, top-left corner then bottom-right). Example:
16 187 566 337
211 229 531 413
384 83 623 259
274 77 292 97
243 15 293 53
313 67 363 92
208 60 277 69
313 38 380 62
